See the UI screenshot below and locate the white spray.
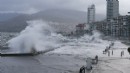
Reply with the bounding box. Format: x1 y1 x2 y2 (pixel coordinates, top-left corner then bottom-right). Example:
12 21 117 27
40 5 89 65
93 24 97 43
7 20 128 57
8 20 65 53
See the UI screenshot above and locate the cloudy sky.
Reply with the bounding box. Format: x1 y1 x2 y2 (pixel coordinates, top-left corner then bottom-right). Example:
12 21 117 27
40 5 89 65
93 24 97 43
0 0 129 15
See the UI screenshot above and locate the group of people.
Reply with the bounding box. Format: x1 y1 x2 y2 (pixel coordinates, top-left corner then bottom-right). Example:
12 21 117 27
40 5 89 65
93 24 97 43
103 46 126 57
103 42 115 54
105 50 125 57
79 47 130 73
79 55 98 73
104 47 130 57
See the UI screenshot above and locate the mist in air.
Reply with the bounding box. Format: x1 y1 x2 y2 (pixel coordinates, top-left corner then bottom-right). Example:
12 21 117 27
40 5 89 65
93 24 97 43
7 20 128 57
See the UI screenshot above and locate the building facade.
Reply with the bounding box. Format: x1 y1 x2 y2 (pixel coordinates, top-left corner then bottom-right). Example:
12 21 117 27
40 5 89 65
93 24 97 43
76 23 86 36
110 16 128 38
87 4 95 24
106 0 119 21
93 15 130 40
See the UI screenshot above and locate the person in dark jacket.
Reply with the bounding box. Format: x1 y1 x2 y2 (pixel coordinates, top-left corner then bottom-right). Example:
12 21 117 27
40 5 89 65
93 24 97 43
95 55 98 64
127 47 130 54
79 66 85 73
120 50 124 57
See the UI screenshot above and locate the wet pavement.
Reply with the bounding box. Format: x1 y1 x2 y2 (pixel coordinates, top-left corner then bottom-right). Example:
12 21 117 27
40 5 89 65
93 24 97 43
1 53 130 73
0 54 85 73
92 57 130 73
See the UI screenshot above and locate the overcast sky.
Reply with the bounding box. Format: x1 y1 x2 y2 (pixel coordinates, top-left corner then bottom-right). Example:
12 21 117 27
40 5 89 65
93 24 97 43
0 0 129 15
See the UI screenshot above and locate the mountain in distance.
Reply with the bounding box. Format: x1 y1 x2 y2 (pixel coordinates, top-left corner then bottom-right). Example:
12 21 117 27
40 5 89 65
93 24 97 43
0 13 21 22
31 9 105 23
31 9 87 23
0 9 105 32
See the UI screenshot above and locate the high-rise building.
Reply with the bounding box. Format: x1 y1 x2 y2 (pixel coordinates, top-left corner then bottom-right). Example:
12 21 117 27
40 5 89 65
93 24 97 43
106 0 119 21
87 4 95 24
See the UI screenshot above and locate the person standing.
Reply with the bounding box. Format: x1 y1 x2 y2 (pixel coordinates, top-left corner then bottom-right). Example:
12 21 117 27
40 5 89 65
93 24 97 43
127 47 130 54
86 57 92 70
95 55 98 64
112 50 113 55
121 51 123 57
79 66 85 73
121 51 124 57
122 50 124 55
108 51 110 56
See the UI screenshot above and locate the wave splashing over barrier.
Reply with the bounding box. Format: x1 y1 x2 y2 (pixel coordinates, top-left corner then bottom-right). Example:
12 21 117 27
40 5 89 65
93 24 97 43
7 20 129 57
8 20 66 53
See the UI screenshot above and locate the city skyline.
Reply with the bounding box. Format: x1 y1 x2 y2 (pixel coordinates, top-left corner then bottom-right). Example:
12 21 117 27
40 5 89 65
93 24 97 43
0 0 129 15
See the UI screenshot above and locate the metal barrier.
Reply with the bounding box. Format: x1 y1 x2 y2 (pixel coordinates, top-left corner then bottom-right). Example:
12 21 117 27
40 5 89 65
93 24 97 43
0 53 36 57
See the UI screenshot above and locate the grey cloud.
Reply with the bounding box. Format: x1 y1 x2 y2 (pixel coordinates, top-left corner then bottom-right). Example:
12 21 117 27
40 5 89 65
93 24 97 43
0 0 129 15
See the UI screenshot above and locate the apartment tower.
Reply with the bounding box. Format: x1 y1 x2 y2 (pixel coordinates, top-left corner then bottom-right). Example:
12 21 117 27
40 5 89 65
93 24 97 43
87 4 95 24
106 0 119 21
